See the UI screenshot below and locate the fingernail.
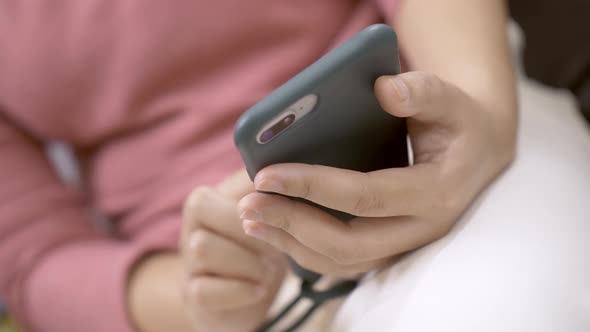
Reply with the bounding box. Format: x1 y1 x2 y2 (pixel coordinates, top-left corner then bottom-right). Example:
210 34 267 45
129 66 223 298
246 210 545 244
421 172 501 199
389 77 409 102
240 209 263 223
242 219 266 240
255 178 284 193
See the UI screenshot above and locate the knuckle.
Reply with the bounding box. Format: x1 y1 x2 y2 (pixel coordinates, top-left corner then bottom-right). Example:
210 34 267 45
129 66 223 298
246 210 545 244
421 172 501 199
301 178 312 199
299 177 313 201
189 231 213 263
185 186 215 212
352 190 384 216
277 214 292 232
299 164 321 199
412 72 444 102
425 73 444 91
184 186 216 226
437 189 462 216
352 175 384 216
190 281 210 305
427 217 454 243
276 200 300 232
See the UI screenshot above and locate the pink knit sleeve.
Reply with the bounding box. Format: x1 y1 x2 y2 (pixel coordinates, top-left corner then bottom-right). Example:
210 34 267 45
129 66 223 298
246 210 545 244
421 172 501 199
0 117 177 332
0 2 182 330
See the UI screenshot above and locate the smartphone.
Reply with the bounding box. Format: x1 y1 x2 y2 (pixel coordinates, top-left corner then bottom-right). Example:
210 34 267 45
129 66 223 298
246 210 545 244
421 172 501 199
234 24 409 280
235 23 408 193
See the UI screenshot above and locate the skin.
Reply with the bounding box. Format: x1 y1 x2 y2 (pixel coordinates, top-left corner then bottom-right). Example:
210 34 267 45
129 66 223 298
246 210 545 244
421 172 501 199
128 0 518 331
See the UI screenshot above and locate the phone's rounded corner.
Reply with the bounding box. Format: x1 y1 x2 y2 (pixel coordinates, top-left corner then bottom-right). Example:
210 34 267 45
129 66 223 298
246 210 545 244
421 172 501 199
363 24 397 42
365 23 392 33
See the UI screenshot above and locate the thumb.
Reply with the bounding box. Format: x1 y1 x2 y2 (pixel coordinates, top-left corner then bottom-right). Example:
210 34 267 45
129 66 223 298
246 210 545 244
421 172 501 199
374 71 461 126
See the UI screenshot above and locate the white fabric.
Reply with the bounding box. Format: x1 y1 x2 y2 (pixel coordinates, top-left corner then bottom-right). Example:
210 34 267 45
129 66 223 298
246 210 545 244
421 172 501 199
329 26 590 332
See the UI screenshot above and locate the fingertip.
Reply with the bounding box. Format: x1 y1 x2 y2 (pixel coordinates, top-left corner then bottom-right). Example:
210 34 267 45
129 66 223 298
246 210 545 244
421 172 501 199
254 168 285 193
388 76 410 102
242 219 267 241
374 76 393 102
254 163 295 183
237 192 266 216
375 75 396 93
255 178 284 194
236 193 251 211
241 218 254 231
254 164 280 182
375 75 410 117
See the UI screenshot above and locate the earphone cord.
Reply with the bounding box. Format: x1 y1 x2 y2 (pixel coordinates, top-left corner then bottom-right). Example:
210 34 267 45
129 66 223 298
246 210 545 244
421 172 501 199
256 278 358 332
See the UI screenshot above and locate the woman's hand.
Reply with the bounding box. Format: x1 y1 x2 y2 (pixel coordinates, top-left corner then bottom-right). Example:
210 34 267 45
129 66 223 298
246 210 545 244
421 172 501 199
237 71 516 276
181 181 287 332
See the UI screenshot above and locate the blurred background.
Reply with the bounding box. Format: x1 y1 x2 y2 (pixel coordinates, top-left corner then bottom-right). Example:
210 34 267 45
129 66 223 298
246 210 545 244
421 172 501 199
509 0 590 124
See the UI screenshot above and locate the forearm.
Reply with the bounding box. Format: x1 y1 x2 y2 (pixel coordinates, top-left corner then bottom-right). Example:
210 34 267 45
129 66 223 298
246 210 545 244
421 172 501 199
395 0 517 125
128 253 194 332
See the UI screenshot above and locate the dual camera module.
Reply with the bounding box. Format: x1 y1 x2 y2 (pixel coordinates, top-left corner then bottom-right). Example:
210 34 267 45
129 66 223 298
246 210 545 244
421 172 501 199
257 94 318 144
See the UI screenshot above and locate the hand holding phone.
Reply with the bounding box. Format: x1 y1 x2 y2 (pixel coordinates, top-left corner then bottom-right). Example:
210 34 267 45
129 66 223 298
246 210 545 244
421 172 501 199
237 69 516 279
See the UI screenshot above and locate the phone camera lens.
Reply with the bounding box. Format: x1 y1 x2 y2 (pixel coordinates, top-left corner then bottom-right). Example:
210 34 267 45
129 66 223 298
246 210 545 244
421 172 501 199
260 129 274 143
283 115 294 125
258 113 296 144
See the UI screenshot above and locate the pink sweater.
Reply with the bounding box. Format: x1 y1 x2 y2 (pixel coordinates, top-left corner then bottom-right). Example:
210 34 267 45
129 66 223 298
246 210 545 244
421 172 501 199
0 1 397 331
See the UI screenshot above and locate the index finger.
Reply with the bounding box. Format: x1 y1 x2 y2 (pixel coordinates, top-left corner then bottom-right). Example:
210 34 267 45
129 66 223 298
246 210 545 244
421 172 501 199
254 163 433 217
239 192 442 265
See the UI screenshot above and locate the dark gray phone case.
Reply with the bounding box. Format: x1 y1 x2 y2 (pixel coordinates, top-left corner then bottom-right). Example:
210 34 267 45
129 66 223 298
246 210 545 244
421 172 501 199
235 24 408 187
235 24 409 280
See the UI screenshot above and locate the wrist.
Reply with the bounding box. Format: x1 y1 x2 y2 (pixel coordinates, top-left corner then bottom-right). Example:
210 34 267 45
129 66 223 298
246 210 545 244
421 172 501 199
128 252 194 332
453 78 518 166
479 96 518 163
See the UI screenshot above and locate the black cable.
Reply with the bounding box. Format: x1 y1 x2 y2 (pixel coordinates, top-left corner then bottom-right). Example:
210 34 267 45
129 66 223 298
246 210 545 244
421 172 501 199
282 301 322 332
257 278 358 332
256 290 304 332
